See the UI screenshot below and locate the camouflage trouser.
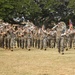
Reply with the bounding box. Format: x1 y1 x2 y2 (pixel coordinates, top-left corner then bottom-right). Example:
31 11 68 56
10 37 16 49
31 38 34 47
64 36 70 49
47 39 51 48
37 39 40 49
63 36 67 48
68 35 73 49
73 36 75 48
51 37 56 48
33 39 37 48
51 38 54 48
52 36 56 48
24 38 27 49
43 38 47 49
0 37 4 48
17 37 21 48
67 37 72 49
0 37 2 47
73 39 75 48
67 36 73 48
40 39 43 49
5 37 11 49
27 38 31 49
56 36 64 53
20 37 24 49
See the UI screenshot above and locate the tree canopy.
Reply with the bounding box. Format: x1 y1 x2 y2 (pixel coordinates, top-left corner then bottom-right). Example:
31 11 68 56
0 0 75 27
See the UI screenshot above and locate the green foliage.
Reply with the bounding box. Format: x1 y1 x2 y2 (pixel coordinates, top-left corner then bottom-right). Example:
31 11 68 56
68 0 75 14
0 0 75 27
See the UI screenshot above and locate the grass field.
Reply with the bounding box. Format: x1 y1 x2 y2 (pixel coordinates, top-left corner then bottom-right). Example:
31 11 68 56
0 48 75 75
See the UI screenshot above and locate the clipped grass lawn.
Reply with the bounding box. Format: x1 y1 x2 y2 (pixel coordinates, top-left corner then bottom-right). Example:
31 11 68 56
0 48 75 75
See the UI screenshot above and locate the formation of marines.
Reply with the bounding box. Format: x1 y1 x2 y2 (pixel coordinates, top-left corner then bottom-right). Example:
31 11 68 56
0 20 75 55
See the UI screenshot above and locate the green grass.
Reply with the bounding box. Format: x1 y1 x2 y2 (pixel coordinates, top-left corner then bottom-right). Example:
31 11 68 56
0 48 75 75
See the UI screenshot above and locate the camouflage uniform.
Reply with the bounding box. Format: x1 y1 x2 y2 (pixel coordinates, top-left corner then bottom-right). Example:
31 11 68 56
52 22 66 54
10 29 16 51
16 28 22 48
46 29 51 48
66 29 74 49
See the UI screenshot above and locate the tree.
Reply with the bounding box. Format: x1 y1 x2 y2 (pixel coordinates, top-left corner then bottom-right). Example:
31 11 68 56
0 0 75 27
